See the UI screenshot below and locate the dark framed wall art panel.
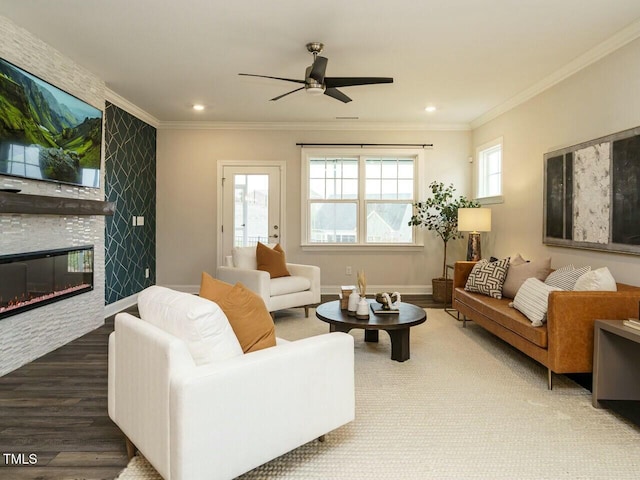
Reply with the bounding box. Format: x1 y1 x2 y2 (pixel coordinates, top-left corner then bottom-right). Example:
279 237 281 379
544 126 640 255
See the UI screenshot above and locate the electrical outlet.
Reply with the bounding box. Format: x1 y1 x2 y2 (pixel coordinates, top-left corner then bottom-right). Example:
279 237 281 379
145 268 150 279
137 216 145 226
346 266 352 275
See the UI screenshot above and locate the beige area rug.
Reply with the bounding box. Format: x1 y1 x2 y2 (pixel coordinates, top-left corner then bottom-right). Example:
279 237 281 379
116 308 640 479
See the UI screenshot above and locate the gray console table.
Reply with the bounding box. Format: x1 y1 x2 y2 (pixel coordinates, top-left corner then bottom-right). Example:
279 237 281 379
592 319 640 408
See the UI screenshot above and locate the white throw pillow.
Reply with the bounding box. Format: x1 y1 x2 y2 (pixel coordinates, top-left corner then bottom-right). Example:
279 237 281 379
137 285 243 365
231 246 258 270
573 267 617 291
512 278 562 327
231 243 278 270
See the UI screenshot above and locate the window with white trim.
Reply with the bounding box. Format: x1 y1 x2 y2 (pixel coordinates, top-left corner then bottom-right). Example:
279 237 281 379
475 137 503 202
302 149 421 246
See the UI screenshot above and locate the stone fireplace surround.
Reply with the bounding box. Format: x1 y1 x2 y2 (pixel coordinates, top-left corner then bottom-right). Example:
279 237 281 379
0 16 107 376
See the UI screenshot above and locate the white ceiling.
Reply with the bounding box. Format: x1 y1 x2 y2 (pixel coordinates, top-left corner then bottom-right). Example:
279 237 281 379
2 1 640 127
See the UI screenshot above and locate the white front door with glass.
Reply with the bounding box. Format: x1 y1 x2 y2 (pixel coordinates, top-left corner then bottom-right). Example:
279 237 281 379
221 165 282 263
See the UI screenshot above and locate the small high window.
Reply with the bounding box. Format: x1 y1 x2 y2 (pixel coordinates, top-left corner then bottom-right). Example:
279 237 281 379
475 137 503 203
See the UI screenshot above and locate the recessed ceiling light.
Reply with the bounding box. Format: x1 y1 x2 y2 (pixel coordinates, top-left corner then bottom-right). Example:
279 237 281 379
193 104 205 111
425 106 437 113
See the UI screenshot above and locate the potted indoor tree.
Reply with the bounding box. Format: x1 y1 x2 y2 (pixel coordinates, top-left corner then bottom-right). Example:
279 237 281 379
409 181 479 303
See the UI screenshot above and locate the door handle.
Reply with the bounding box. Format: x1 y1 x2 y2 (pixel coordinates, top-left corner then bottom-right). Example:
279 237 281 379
269 234 279 239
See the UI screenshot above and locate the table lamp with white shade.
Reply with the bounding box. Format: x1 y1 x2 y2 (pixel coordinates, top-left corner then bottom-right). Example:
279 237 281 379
457 208 491 261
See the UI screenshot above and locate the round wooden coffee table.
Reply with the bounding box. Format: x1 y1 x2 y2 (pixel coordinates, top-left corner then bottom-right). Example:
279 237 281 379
315 299 427 362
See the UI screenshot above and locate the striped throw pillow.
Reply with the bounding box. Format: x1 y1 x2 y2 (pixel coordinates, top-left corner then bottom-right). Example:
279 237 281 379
544 265 591 290
512 278 562 326
464 258 510 299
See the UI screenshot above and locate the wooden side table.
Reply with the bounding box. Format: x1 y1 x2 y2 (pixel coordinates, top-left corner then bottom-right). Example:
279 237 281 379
592 319 640 408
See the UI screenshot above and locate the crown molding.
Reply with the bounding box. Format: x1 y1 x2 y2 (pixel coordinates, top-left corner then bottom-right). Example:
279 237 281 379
105 88 160 127
157 120 471 131
470 18 640 130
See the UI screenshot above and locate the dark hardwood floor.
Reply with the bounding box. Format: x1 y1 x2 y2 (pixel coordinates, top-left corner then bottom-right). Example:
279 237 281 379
0 311 132 480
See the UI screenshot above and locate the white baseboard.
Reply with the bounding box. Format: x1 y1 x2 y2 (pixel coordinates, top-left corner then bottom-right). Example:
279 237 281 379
322 284 431 295
105 293 139 318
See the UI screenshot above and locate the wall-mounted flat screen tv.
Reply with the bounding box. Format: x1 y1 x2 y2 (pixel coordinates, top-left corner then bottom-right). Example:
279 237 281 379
0 57 102 188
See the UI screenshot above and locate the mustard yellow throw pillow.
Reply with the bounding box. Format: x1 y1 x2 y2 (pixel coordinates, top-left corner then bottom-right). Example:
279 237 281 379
200 272 276 353
256 242 291 278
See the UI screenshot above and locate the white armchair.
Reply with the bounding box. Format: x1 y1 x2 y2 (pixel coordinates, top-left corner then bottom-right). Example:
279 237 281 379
108 312 355 480
216 246 321 317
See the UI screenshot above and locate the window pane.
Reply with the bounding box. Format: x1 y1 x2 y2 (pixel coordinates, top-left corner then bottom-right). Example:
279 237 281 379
366 203 413 243
366 179 381 199
326 179 336 199
309 160 325 178
398 180 413 199
343 160 358 178
366 159 381 178
381 160 397 178
398 160 413 178
310 203 357 243
309 179 324 199
477 143 502 198
381 179 397 199
343 179 358 199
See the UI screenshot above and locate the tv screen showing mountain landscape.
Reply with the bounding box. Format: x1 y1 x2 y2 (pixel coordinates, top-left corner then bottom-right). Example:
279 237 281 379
0 57 102 188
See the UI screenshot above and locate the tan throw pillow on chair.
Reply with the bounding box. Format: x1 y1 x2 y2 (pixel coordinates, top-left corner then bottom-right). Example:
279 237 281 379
256 242 291 278
200 272 276 353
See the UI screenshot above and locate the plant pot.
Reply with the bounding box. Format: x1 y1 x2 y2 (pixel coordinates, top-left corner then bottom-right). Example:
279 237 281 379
432 277 453 304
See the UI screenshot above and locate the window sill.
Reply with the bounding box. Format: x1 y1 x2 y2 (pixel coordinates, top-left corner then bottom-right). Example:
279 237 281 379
301 244 424 252
476 195 503 205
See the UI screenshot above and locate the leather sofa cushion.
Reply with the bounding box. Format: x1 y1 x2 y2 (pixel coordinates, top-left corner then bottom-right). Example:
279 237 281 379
455 288 548 348
270 275 311 296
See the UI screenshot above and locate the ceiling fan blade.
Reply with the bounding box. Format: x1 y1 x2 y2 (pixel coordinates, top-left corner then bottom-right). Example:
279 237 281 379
324 77 394 88
239 73 306 84
324 88 352 103
309 56 328 83
270 87 305 101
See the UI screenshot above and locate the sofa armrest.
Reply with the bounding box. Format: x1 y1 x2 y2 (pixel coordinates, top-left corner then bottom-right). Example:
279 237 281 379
169 332 355 480
453 261 477 290
216 266 271 303
287 263 321 304
547 290 640 372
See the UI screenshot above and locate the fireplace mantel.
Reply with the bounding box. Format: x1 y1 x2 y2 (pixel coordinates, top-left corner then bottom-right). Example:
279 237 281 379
0 192 115 216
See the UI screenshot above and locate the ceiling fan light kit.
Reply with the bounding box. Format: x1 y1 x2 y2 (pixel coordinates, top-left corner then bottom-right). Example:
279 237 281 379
239 42 393 103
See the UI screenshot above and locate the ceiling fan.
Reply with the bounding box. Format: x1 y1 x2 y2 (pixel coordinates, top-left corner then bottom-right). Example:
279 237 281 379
239 42 393 103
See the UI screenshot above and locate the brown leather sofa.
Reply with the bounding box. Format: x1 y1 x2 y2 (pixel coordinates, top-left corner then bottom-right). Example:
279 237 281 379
452 261 640 389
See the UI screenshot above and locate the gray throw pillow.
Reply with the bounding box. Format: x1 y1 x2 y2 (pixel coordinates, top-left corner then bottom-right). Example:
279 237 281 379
544 265 591 290
502 256 552 299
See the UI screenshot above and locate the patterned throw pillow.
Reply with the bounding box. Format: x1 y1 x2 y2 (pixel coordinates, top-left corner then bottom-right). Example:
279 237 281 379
512 278 562 327
544 265 591 290
464 258 510 299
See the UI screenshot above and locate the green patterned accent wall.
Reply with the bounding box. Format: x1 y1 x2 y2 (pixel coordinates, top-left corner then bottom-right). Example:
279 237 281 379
104 102 156 305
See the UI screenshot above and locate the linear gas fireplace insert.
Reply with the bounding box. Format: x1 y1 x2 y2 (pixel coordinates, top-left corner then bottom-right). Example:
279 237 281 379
0 245 94 320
